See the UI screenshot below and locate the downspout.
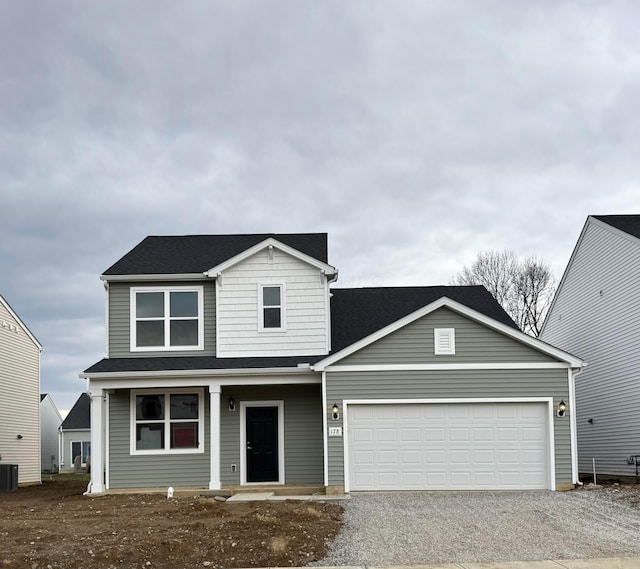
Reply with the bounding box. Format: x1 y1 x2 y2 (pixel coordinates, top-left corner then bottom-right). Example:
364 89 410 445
321 371 328 488
58 425 63 473
570 367 583 486
104 281 109 358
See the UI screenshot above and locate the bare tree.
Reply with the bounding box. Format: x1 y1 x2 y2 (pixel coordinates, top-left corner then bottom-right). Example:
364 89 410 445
450 249 556 337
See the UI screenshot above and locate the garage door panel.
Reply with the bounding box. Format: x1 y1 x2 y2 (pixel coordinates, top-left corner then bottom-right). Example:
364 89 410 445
352 427 374 442
377 428 397 442
348 402 549 491
425 428 445 441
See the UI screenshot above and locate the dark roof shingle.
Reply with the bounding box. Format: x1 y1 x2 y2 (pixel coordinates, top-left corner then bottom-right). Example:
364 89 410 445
61 393 91 430
593 215 640 240
103 233 329 276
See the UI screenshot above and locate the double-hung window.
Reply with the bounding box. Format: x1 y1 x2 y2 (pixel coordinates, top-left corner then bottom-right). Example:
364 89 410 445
131 286 204 351
258 283 285 331
131 389 204 454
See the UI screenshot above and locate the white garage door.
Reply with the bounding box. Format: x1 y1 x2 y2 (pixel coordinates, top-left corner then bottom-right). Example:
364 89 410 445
348 402 550 491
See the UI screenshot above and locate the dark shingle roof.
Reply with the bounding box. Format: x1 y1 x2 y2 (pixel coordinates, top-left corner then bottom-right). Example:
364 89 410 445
329 285 517 353
593 215 640 240
84 285 518 374
84 355 317 374
61 393 91 430
103 233 328 276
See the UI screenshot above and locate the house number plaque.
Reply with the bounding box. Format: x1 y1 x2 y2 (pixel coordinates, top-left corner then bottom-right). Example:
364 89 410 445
328 427 342 437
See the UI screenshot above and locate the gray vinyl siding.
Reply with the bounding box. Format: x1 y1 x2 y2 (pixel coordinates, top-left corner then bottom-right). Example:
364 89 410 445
220 384 323 485
326 369 571 488
541 219 640 477
108 389 210 488
107 384 323 489
340 307 555 365
108 281 216 358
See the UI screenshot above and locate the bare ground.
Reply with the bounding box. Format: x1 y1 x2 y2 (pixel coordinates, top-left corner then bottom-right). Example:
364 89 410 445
0 479 343 569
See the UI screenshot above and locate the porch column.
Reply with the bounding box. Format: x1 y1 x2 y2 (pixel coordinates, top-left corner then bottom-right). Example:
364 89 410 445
88 387 105 494
209 385 221 490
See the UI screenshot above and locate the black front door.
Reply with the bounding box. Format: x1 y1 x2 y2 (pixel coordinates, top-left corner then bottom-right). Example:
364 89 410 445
246 406 279 483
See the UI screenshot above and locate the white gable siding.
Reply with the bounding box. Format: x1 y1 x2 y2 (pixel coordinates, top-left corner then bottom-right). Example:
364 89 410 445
542 219 640 477
0 301 41 484
40 396 62 473
216 248 329 357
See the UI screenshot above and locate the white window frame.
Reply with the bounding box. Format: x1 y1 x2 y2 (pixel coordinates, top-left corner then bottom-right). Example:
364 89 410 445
129 388 205 455
258 282 286 332
70 440 91 467
434 328 455 355
130 285 204 352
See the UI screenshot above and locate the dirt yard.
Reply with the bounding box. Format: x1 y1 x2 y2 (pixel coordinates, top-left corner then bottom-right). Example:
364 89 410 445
0 479 343 569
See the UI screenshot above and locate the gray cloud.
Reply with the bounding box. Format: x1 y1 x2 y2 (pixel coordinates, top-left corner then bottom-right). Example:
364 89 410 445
1 0 639 410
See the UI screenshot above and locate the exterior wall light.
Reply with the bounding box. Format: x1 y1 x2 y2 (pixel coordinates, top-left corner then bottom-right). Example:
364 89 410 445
557 400 566 418
228 397 236 412
331 403 340 421
16 434 23 439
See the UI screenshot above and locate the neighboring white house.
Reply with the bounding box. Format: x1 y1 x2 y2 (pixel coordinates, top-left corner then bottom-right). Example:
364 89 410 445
0 293 42 486
59 393 91 472
40 394 63 473
541 214 640 479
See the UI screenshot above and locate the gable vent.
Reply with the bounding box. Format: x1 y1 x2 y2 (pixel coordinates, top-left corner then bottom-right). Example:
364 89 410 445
434 328 455 355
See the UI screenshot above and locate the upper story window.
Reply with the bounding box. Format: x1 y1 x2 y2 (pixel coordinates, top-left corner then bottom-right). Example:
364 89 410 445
434 328 455 355
259 283 286 332
130 286 204 351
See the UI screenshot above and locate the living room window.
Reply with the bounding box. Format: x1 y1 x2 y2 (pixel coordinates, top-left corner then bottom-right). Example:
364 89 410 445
258 283 286 331
130 286 204 351
131 389 204 455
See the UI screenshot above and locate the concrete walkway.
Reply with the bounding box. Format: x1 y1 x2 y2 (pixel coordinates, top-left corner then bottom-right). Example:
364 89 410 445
310 560 640 569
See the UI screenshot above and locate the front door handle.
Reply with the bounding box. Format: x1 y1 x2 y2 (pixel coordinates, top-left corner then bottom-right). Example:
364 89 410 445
247 441 252 450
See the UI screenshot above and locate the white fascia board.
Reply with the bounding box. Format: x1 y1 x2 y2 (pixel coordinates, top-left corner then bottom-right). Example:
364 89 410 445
591 215 640 246
79 365 316 380
313 296 584 371
41 394 64 424
100 273 207 282
0 294 42 350
204 237 337 277
325 362 573 372
87 373 320 391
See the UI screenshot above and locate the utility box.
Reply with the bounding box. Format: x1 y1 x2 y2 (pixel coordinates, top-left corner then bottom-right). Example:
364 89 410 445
0 464 18 491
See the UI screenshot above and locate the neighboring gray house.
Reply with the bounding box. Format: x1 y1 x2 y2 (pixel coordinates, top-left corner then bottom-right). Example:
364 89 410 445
0 293 42 485
60 393 91 472
81 233 583 495
40 394 62 473
541 214 640 479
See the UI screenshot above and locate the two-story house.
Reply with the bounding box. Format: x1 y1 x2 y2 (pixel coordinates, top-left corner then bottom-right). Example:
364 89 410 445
1 293 42 486
541 215 640 480
82 233 583 495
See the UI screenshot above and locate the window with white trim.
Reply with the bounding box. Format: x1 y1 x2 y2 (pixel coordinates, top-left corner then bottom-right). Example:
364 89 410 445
71 441 91 466
130 286 204 351
434 328 455 355
258 283 286 331
131 389 204 455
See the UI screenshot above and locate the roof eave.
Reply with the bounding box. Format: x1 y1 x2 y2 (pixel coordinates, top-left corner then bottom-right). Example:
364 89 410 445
314 296 584 371
100 273 209 282
205 237 337 277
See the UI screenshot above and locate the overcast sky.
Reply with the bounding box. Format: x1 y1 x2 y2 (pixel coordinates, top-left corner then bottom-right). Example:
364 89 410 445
1 1 638 412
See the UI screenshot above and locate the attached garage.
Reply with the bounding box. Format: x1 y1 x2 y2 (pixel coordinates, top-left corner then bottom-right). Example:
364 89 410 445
346 401 553 491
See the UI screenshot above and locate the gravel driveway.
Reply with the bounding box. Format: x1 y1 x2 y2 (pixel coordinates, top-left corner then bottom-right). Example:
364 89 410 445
318 490 640 565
